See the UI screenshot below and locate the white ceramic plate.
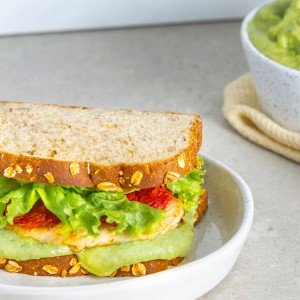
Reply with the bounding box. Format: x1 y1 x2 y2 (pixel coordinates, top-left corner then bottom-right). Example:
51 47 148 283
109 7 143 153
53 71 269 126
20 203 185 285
0 154 253 300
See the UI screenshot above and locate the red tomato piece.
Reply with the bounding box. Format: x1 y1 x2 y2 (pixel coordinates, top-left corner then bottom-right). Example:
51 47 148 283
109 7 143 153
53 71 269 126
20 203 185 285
13 200 60 228
126 186 174 209
100 216 117 227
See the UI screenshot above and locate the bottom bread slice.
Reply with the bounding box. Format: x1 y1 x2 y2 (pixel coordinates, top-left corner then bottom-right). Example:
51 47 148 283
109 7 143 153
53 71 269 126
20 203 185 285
0 190 208 277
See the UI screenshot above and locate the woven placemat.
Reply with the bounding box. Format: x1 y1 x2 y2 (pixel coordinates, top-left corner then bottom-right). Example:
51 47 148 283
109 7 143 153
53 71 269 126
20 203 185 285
223 73 300 163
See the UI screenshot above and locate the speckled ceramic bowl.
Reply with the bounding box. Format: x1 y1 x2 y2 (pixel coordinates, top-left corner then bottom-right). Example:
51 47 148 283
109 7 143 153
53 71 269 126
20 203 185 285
241 1 300 133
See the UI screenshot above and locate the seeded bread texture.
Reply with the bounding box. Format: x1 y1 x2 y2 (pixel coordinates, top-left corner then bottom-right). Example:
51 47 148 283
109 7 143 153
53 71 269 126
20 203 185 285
0 101 202 188
0 190 207 277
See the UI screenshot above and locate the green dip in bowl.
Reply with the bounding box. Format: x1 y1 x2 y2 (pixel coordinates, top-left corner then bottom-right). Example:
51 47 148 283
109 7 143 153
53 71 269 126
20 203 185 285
248 0 300 70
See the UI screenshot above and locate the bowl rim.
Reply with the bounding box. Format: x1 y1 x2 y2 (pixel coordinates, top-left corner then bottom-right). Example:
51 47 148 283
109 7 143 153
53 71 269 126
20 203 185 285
241 0 300 75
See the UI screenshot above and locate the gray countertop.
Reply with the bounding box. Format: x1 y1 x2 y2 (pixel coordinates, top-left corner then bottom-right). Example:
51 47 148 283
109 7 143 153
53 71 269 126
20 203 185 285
0 21 299 299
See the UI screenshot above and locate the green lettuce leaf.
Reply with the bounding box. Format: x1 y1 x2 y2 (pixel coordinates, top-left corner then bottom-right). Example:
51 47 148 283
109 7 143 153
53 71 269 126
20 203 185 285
167 157 205 223
0 178 165 237
87 192 165 235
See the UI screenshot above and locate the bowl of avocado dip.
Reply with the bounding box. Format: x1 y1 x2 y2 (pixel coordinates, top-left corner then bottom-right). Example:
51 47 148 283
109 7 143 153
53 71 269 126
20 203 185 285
241 0 300 132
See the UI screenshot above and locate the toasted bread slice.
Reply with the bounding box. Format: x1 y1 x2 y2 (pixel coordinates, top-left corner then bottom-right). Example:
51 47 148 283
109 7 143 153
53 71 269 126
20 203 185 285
0 190 208 277
0 101 201 188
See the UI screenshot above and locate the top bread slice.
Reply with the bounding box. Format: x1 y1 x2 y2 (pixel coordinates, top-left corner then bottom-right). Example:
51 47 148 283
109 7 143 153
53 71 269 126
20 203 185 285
0 101 202 188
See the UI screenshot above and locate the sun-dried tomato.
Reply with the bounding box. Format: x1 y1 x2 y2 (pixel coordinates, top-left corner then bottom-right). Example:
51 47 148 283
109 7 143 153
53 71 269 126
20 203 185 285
126 186 174 209
13 200 60 228
100 216 118 227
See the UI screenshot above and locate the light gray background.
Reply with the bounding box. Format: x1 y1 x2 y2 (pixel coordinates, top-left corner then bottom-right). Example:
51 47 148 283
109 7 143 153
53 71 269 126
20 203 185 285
0 0 265 35
0 21 299 299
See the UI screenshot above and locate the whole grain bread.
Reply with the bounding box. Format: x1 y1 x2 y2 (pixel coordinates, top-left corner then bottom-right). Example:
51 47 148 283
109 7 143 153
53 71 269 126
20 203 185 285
0 190 207 277
0 101 202 189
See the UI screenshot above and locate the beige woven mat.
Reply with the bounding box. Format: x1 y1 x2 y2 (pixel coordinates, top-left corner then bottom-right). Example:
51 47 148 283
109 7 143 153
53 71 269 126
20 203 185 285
223 73 300 163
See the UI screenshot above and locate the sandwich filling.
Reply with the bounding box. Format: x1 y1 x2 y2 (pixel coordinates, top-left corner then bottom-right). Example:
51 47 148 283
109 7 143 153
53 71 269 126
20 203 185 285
6 197 184 252
0 158 205 276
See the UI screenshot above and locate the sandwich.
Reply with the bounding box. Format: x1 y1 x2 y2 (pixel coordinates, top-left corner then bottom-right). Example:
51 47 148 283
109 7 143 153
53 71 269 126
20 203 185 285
0 101 207 277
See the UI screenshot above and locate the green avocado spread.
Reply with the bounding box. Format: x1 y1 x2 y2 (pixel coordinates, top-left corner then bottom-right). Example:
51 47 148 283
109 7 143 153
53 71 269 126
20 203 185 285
0 223 194 276
78 223 194 276
0 228 72 260
248 0 300 70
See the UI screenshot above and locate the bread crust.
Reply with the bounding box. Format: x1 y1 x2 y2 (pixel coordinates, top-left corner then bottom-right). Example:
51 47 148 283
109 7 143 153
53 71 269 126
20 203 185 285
0 101 202 189
0 255 83 277
0 190 208 277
